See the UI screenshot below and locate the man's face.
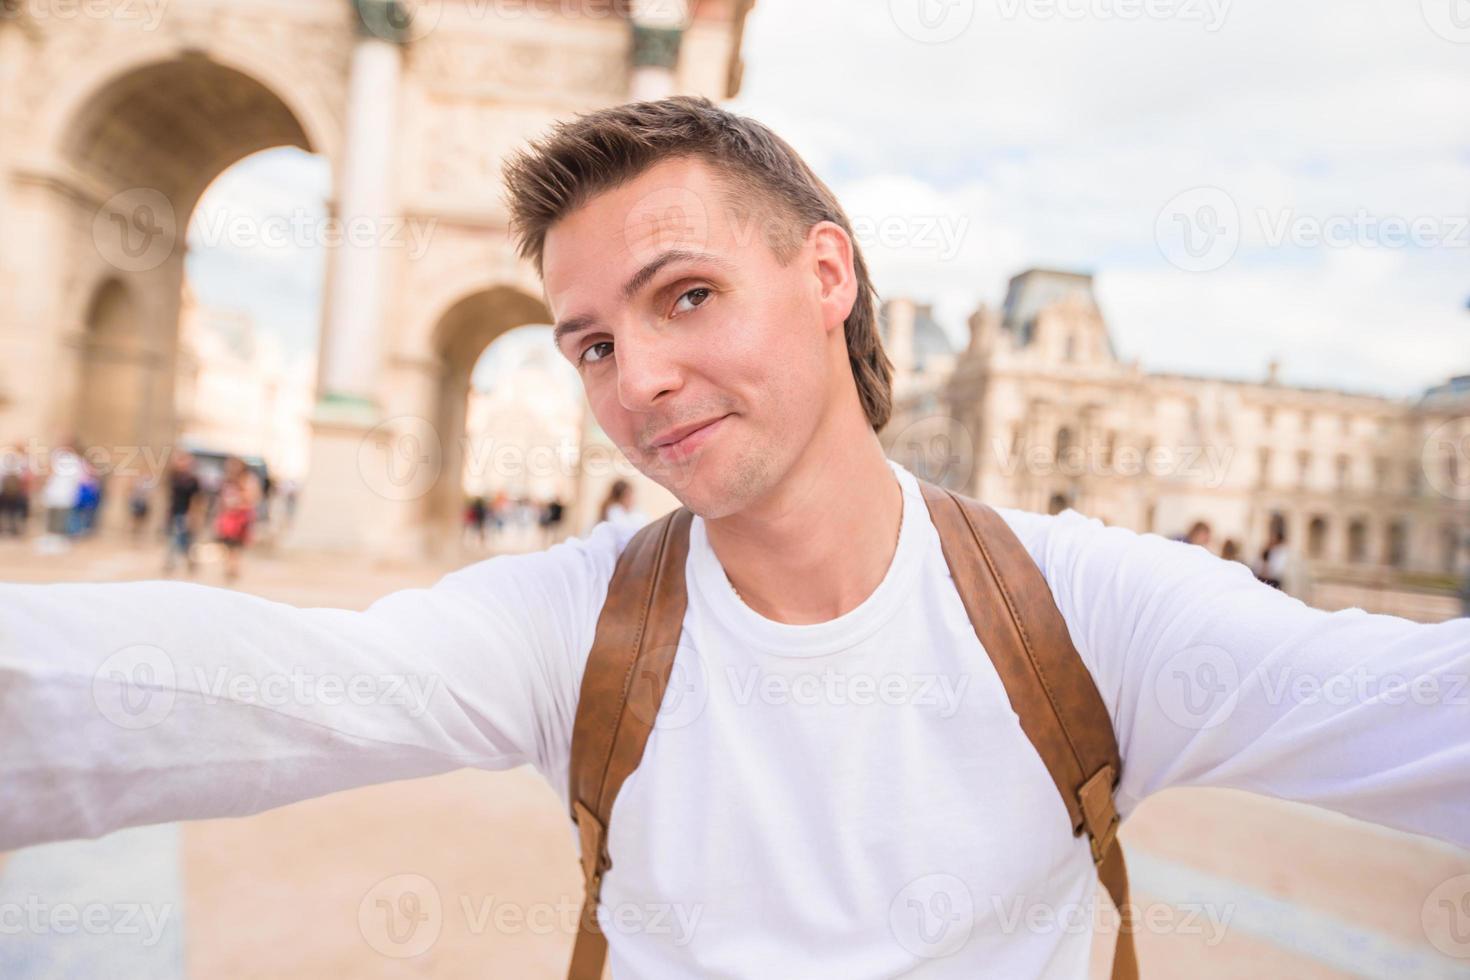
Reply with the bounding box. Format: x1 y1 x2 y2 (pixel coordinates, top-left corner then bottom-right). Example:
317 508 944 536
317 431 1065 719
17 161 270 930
542 156 852 518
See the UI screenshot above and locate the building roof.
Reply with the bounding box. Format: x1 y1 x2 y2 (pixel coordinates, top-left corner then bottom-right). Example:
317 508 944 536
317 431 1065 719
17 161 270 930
1420 374 1470 408
1001 268 1096 339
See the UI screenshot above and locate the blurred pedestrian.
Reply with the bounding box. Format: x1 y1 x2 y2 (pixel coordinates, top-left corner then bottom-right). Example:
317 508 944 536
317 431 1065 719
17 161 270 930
1220 538 1243 564
281 479 299 528
598 479 647 531
128 475 153 541
465 494 488 546
489 489 509 535
1257 527 1290 590
214 456 261 584
0 442 32 537
1179 520 1212 550
69 458 101 537
163 451 202 576
540 496 565 545
38 441 82 554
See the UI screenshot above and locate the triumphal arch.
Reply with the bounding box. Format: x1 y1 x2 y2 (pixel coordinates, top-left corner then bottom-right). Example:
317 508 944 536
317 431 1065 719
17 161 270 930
0 0 751 555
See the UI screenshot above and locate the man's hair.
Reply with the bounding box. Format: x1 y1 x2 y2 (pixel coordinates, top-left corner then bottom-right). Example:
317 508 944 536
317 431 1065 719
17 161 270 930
502 96 894 432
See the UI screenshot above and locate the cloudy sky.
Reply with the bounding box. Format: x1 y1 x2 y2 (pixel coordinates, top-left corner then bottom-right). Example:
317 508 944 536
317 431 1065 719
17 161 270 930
188 0 1470 398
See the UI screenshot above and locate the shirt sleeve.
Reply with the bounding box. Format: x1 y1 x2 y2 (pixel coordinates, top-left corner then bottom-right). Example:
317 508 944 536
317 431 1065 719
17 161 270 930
999 507 1470 849
0 522 629 852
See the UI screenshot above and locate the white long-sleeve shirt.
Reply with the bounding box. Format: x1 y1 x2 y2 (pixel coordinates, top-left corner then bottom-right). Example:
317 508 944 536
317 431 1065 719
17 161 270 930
2 461 1467 977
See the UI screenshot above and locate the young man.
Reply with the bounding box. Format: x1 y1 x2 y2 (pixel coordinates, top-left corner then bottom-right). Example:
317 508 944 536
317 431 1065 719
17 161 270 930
2 98 1467 977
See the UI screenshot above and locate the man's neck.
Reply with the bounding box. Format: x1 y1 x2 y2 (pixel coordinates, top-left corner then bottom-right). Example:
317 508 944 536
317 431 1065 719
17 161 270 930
704 426 903 626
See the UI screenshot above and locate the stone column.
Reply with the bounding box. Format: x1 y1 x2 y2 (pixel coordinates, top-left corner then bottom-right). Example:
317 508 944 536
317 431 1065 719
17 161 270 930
317 9 405 416
287 2 411 555
629 0 689 101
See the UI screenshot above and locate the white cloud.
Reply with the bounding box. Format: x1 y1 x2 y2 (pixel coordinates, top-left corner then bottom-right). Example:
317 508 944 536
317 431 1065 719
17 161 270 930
729 0 1470 396
185 148 331 357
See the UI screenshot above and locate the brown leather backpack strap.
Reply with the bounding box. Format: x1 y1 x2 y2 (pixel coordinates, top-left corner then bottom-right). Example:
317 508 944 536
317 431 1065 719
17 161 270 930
918 481 1137 979
566 508 694 980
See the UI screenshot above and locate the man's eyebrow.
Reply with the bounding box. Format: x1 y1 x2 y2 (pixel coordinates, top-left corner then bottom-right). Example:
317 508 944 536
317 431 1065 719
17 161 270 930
552 313 598 350
621 249 730 301
553 250 731 349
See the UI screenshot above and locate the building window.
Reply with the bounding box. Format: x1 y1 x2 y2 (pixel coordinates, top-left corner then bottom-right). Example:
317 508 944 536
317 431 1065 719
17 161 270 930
1374 457 1389 494
1297 451 1312 489
1336 455 1351 492
1055 427 1074 467
1348 519 1368 563
1301 411 1314 434
1262 406 1275 428
1386 521 1409 568
1406 462 1421 498
1257 448 1272 488
1308 516 1329 560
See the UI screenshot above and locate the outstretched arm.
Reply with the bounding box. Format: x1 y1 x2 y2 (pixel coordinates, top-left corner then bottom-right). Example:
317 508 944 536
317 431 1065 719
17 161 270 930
1005 507 1470 848
0 522 627 851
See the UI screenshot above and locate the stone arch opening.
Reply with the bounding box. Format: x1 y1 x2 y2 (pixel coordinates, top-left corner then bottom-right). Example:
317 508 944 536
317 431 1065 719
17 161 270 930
425 285 558 554
36 53 323 522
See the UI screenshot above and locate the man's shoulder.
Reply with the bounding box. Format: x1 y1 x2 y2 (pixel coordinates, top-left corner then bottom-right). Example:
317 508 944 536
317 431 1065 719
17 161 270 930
978 505 1269 682
436 518 640 605
985 503 1239 592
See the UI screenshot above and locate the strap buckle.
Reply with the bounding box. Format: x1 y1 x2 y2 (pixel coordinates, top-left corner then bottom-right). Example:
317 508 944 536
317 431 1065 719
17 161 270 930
1077 764 1120 865
573 800 611 907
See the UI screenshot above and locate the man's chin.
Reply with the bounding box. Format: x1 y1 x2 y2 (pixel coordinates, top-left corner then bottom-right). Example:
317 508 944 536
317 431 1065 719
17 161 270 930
644 445 775 521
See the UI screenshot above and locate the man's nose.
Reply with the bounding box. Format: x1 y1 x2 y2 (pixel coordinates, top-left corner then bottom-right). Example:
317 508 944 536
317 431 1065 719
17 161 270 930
615 325 683 414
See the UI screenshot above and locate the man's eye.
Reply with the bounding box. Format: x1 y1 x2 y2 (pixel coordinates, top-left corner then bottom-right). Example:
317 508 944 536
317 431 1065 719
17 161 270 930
580 341 613 365
672 287 712 316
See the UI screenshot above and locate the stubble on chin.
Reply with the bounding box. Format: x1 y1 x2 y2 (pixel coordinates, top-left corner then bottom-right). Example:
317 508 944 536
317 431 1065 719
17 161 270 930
666 437 778 520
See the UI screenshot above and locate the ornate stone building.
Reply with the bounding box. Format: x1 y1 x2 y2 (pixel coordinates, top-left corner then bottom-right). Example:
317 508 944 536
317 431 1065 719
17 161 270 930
883 270 1470 607
0 0 752 556
174 286 316 481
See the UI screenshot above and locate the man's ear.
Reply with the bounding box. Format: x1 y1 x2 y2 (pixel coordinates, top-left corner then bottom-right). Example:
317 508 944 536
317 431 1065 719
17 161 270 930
809 220 858 337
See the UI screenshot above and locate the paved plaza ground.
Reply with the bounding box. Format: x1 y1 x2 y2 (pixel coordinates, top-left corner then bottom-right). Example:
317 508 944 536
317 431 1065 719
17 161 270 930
1 533 1466 978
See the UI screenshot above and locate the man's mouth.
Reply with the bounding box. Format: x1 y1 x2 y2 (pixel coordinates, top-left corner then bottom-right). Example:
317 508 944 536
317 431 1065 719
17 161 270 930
649 414 733 463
